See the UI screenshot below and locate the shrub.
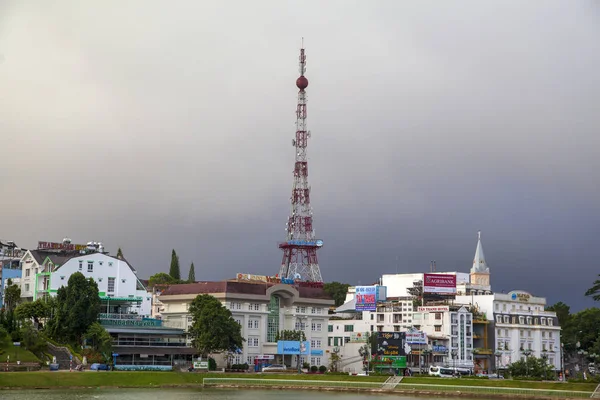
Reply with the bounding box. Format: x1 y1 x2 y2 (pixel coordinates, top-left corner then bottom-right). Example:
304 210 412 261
310 365 318 372
208 357 217 371
303 362 310 369
319 365 327 373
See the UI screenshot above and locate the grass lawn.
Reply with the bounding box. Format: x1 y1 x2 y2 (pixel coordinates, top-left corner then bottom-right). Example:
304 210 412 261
0 342 41 363
0 371 596 394
401 376 597 392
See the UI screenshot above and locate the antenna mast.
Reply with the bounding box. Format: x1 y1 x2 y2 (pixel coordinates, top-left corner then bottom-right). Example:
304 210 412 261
278 43 324 282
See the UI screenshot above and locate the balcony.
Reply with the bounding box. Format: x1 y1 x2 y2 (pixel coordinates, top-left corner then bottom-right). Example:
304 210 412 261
99 313 163 328
112 337 188 347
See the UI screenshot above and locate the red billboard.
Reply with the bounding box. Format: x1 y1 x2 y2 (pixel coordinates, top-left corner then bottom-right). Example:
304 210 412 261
423 273 456 295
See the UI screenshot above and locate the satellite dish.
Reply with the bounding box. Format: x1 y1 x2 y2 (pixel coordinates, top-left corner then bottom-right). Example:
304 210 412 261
294 273 301 279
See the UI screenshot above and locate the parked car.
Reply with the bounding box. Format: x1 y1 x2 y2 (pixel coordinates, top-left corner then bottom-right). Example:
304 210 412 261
262 364 287 372
90 363 110 371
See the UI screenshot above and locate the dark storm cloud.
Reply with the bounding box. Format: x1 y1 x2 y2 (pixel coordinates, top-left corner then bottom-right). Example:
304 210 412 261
1 1 598 310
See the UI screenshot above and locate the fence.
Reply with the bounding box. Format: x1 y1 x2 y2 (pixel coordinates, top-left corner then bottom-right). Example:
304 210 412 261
203 378 386 390
203 378 594 398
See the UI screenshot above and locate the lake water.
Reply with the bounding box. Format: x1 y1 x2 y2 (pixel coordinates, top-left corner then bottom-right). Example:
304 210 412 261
0 388 476 400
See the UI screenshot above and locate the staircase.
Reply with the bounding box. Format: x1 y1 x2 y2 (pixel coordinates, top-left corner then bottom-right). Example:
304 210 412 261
381 376 403 390
591 383 600 398
47 342 80 370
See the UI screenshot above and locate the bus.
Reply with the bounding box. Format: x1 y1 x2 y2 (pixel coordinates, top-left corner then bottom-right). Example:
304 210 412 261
429 366 472 377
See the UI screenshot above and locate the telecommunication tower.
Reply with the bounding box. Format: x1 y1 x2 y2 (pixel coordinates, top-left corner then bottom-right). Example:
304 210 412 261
278 44 324 282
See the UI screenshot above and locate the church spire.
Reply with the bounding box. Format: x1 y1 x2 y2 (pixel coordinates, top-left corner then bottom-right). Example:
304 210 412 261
471 230 489 273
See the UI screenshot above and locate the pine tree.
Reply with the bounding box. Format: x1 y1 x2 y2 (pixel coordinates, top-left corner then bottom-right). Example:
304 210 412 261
116 247 124 259
188 262 196 283
169 249 181 280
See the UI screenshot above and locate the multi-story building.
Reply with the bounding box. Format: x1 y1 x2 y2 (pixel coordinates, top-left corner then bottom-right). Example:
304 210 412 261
456 290 561 372
0 243 23 307
159 278 334 368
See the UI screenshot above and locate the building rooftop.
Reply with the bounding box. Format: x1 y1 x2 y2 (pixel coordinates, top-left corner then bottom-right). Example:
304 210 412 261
160 280 333 300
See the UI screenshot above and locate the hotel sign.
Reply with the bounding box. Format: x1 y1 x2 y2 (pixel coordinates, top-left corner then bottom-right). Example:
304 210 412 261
417 306 450 312
38 241 87 252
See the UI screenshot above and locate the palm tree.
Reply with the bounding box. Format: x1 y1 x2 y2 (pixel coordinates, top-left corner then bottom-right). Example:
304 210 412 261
585 275 600 301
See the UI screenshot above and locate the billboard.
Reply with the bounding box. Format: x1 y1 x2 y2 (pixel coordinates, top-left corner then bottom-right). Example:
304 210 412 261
417 306 450 312
405 329 428 345
423 273 457 295
355 286 377 311
375 332 406 357
38 241 87 252
277 341 310 355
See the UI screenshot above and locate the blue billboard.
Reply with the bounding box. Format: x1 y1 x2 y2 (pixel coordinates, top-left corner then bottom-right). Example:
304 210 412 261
277 341 311 355
355 286 377 311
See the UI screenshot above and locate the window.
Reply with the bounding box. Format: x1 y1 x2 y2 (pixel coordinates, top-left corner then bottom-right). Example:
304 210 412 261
25 269 30 277
344 325 353 332
435 313 442 320
248 303 260 311
108 262 113 267
230 302 242 310
528 330 532 338
434 325 441 332
295 321 306 331
234 318 242 326
541 318 547 326
267 295 280 343
344 336 350 343
497 329 502 337
503 316 509 324
107 277 115 293
549 332 553 339
78 261 83 271
25 284 30 291
247 356 254 365
60 276 65 280
548 319 554 326
295 306 306 314
248 319 259 329
87 261 93 272
310 339 322 348
503 304 506 311
311 323 322 332
99 261 103 266
520 330 524 337
248 336 259 347
328 325 333 332
495 303 499 311
527 317 532 325
519 316 524 324
496 315 502 323
310 357 321 366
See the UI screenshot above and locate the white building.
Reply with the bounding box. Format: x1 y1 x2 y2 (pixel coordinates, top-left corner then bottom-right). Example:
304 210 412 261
456 290 561 371
19 241 150 315
159 278 335 369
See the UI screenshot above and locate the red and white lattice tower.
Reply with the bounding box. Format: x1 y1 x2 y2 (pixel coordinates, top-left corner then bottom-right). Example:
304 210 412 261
278 45 324 282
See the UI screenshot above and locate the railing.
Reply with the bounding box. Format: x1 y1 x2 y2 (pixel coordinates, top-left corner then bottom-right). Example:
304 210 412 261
100 317 163 327
112 338 188 347
204 378 386 390
202 378 593 398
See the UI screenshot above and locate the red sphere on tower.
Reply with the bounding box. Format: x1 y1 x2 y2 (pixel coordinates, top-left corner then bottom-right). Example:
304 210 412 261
296 75 308 90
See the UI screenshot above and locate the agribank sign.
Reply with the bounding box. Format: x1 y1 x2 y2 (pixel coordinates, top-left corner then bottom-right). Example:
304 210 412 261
423 274 456 295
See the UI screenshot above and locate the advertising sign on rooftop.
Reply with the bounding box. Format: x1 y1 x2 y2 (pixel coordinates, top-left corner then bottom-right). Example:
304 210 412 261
355 286 377 311
423 273 457 295
38 241 87 252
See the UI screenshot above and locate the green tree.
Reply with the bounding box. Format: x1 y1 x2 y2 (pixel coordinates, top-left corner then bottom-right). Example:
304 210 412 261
323 282 350 307
507 355 555 379
48 272 101 344
0 326 10 348
116 247 124 259
585 275 600 301
545 302 571 327
188 294 244 357
4 279 21 312
15 299 50 326
20 321 47 356
84 322 113 355
169 249 181 280
188 262 196 283
276 329 306 341
148 272 179 287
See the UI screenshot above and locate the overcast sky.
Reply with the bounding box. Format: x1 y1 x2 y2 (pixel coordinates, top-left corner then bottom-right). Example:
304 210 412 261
1 1 599 311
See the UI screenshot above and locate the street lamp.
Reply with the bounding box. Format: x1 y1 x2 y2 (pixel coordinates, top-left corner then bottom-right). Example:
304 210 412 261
494 351 502 377
296 316 305 374
522 350 532 377
577 349 588 378
541 352 548 381
422 349 432 372
560 343 566 382
451 349 458 375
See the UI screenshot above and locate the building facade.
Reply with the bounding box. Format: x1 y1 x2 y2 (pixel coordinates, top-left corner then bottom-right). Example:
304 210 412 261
159 280 334 368
456 290 561 372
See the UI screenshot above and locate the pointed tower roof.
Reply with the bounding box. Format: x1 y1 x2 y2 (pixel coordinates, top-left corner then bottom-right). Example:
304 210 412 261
471 231 489 273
